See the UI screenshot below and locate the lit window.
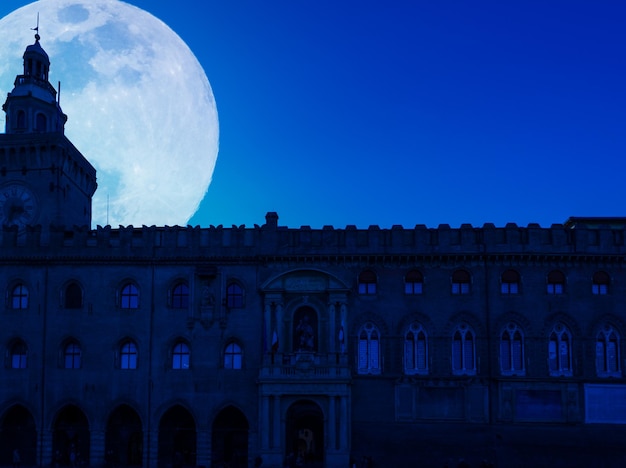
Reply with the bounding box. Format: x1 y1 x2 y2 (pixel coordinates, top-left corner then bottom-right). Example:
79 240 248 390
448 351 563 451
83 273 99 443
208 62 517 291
64 342 81 369
120 283 139 309
358 270 377 295
358 322 381 374
404 270 423 295
404 323 427 374
501 270 520 294
10 341 27 369
547 271 565 295
548 322 572 376
171 282 189 309
10 283 29 309
452 323 475 375
224 342 243 369
120 341 138 369
451 270 471 295
596 325 620 377
226 283 244 308
172 342 190 369
65 282 82 309
500 323 524 375
592 271 610 295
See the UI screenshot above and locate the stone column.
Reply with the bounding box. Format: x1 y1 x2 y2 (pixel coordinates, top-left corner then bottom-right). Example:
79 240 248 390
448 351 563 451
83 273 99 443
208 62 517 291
261 395 271 450
39 429 53 468
272 395 281 449
340 303 348 354
195 428 211 468
328 395 337 450
328 303 336 353
275 302 283 352
339 396 349 450
90 429 105 467
264 302 272 355
146 429 159 468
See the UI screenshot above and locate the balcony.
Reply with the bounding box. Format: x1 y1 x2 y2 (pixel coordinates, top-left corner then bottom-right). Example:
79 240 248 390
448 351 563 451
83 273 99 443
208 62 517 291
259 352 351 381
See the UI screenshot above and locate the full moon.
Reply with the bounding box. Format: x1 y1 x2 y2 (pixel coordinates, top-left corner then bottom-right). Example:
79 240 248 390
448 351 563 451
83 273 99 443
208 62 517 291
0 0 219 227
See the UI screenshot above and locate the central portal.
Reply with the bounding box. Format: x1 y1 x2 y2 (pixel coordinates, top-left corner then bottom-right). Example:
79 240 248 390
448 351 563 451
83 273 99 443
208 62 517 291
285 400 324 467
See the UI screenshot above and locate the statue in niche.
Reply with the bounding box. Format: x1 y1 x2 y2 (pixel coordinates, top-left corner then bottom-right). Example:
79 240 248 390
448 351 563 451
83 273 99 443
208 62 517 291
296 315 315 351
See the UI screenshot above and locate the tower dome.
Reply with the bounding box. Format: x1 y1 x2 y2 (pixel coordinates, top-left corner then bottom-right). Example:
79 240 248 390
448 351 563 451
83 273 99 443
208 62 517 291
23 33 50 81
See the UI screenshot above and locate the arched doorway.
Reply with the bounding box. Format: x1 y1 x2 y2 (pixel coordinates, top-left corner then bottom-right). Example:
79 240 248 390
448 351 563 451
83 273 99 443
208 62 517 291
211 406 249 468
293 306 318 352
286 400 324 467
52 405 90 467
105 405 143 466
0 405 37 466
157 405 196 468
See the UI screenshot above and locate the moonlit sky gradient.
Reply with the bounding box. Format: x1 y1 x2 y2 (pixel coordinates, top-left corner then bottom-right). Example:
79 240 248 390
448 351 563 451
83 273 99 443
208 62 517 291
1 0 625 229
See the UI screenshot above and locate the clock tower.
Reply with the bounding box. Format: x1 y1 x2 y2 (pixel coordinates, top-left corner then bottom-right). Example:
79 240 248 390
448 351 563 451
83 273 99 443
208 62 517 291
0 32 97 229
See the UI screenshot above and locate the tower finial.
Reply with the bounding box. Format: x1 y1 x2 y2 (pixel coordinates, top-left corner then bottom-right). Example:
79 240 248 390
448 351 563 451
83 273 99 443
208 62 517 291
31 12 40 42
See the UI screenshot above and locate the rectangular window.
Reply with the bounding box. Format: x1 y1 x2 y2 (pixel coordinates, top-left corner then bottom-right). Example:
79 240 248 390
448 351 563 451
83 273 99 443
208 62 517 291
358 283 376 295
511 339 523 371
463 338 474 370
548 340 558 371
547 283 563 295
501 340 511 371
416 339 427 370
370 338 379 369
592 284 608 295
404 341 414 369
405 282 423 295
358 339 368 370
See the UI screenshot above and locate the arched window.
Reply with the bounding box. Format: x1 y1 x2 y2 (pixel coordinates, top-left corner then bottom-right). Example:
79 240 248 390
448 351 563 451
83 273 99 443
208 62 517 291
16 110 26 129
225 282 244 309
452 323 475 374
500 323 524 375
172 342 190 369
501 270 520 294
171 282 189 309
358 270 377 295
592 271 610 295
358 322 381 374
120 283 139 309
35 113 46 132
64 282 83 309
404 270 423 295
548 322 572 376
547 270 565 295
120 340 138 369
10 340 27 369
10 283 29 309
224 342 243 369
64 341 82 369
596 324 620 377
404 323 428 374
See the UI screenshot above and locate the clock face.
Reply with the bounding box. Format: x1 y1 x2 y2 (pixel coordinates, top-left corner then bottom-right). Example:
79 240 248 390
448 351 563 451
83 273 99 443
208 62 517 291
0 183 38 228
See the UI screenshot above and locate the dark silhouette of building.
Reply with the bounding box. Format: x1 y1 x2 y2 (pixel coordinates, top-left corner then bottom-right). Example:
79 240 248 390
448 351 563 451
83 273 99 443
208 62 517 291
1 35 626 468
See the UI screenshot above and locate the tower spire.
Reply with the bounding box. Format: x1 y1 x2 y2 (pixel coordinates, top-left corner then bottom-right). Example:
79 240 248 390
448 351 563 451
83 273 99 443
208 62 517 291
31 12 40 41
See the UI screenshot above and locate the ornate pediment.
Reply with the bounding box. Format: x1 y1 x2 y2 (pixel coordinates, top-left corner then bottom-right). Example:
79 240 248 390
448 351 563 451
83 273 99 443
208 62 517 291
262 269 348 292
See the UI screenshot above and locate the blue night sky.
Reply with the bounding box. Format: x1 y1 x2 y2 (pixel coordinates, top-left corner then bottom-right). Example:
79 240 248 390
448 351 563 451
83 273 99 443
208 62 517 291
2 0 625 229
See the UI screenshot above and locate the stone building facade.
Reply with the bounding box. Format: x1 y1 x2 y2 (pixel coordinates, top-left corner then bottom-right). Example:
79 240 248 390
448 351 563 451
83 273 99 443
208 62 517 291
1 36 626 468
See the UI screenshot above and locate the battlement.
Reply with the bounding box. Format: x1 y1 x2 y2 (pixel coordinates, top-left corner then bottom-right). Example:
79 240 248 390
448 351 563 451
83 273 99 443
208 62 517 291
0 213 625 259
